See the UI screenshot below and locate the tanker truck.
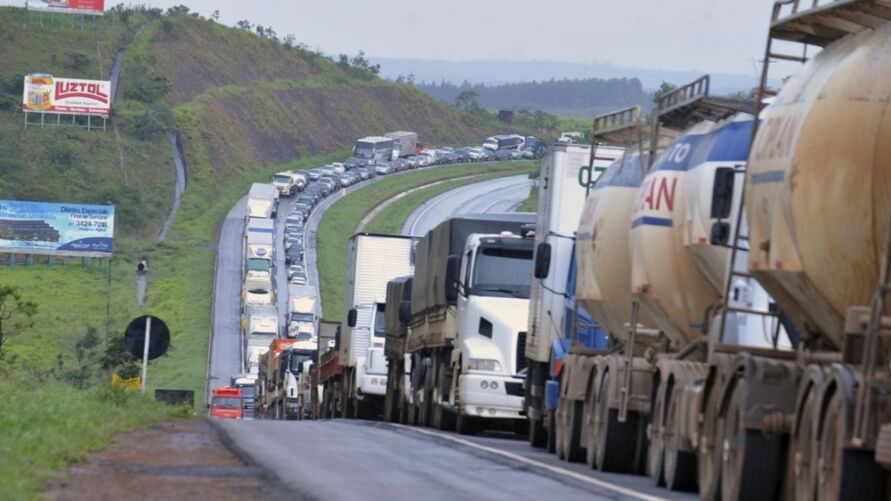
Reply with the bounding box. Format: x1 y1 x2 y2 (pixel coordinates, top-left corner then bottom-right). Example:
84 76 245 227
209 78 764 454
523 142 623 449
682 3 891 499
404 214 536 434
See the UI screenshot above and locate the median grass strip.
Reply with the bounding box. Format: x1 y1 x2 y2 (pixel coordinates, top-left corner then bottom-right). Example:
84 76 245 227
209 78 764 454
317 161 536 319
0 380 179 499
517 185 539 212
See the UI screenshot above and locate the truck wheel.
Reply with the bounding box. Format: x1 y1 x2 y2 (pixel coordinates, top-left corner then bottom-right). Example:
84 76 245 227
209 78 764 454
647 385 666 486
790 383 820 501
456 412 479 436
697 383 723 500
594 372 636 472
555 399 567 460
563 399 586 462
720 383 782 500
546 409 557 454
816 390 885 500
529 414 547 448
663 394 697 491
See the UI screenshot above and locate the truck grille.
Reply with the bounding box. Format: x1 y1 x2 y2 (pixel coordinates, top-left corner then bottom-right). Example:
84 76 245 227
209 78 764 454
516 331 527 374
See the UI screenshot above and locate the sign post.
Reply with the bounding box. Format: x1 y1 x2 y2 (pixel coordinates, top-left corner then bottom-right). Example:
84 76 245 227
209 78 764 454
140 316 151 394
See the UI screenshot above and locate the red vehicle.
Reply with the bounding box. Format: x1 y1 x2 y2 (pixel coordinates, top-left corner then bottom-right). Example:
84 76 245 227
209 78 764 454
210 387 243 419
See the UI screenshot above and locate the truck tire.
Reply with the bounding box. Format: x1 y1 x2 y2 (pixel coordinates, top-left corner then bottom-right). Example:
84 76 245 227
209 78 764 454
434 362 456 431
817 390 885 501
528 414 547 449
790 383 820 501
457 412 480 436
697 383 723 500
563 399 585 462
555 399 567 460
663 394 697 491
594 372 636 472
720 383 782 501
546 409 557 454
647 384 666 486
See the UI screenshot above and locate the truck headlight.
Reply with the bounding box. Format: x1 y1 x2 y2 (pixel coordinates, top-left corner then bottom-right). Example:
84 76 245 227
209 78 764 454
467 358 502 372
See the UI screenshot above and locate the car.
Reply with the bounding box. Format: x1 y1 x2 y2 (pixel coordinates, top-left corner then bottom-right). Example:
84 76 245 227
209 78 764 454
307 168 322 180
375 162 393 175
442 152 460 163
355 168 371 181
286 247 303 265
285 216 303 227
331 163 346 174
319 165 336 176
290 274 307 285
509 149 525 160
288 264 305 280
319 178 338 192
292 209 308 222
346 171 361 184
467 147 486 160
494 150 512 161
344 157 364 170
293 201 311 213
479 148 495 161
455 148 474 162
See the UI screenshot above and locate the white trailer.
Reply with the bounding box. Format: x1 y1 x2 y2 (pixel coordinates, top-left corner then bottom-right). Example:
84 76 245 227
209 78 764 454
385 131 418 158
242 304 279 374
326 233 417 418
245 217 274 261
288 284 318 342
247 183 278 220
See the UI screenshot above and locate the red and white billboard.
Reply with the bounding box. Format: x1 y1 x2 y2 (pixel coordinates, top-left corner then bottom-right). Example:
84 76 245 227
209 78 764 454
22 74 111 117
28 0 105 15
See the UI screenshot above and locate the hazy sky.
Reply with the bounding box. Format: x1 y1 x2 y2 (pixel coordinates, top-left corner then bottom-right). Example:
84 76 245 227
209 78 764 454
6 0 780 76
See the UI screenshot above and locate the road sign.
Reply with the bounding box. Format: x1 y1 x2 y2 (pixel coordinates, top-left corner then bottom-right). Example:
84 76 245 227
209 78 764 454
124 315 169 360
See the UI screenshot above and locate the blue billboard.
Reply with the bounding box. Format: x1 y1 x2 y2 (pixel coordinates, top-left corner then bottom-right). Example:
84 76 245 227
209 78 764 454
0 199 114 257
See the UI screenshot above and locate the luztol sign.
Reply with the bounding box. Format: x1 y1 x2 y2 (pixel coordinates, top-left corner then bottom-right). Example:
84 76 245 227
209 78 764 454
22 74 111 117
27 0 105 15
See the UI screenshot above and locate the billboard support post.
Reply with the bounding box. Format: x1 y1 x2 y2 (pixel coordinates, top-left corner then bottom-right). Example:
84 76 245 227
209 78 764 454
140 316 151 394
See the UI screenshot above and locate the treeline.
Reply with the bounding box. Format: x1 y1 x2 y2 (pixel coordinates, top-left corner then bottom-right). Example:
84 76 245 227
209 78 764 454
416 77 652 117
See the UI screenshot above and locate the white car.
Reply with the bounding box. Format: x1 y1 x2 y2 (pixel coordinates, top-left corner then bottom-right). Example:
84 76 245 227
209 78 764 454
288 265 305 280
332 163 346 174
290 274 307 285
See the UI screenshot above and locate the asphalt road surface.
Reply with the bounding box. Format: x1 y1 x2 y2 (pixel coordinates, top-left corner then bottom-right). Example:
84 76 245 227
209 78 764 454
403 174 532 236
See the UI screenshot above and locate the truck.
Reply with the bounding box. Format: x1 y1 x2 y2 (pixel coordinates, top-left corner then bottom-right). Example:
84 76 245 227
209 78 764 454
230 373 258 419
245 217 274 261
482 134 525 151
256 338 317 420
315 319 341 418
287 284 317 341
271 170 306 197
400 214 536 434
241 304 278 374
317 233 416 420
385 131 419 158
246 183 278 220
352 136 394 166
210 387 243 419
523 142 623 448
382 275 413 423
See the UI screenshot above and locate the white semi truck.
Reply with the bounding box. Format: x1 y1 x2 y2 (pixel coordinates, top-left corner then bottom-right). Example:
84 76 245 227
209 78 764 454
246 183 278 220
288 284 317 342
384 131 418 158
318 233 416 419
523 142 623 446
399 214 536 434
242 304 279 374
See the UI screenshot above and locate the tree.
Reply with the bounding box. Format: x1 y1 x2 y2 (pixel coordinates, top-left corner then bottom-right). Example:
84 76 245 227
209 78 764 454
283 34 296 48
63 326 102 389
236 19 252 30
0 286 37 361
455 90 479 111
653 81 677 105
211 10 220 22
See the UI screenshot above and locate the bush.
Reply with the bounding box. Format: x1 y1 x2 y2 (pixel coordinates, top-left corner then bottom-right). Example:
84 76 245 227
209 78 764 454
124 63 171 103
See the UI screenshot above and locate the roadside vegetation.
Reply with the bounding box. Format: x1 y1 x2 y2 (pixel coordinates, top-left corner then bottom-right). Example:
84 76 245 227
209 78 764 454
317 161 536 319
517 186 539 212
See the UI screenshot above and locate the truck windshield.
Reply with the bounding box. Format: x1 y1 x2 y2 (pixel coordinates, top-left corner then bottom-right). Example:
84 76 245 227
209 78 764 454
373 303 386 337
212 397 242 409
273 175 291 184
472 246 533 299
355 142 376 158
247 259 270 272
290 312 313 323
290 352 313 371
237 386 255 398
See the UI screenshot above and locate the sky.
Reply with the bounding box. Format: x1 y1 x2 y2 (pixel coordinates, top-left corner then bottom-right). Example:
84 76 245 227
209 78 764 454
5 0 781 77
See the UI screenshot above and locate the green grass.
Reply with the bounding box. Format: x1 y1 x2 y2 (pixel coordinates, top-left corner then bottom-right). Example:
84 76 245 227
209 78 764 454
364 168 537 235
0 380 178 499
517 185 539 213
318 161 536 319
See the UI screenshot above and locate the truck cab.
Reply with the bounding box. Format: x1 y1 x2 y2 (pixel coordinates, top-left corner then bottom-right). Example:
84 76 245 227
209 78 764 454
354 302 389 399
450 232 534 420
282 347 316 419
210 387 243 419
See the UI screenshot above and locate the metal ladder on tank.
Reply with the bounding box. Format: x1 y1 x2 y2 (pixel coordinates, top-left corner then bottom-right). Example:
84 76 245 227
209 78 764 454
715 0 888 347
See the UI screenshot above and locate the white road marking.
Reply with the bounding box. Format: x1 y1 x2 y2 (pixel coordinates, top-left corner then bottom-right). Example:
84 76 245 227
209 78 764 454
396 424 668 501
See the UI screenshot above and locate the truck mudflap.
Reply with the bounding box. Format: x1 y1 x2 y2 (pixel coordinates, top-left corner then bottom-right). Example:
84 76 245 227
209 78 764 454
459 373 525 419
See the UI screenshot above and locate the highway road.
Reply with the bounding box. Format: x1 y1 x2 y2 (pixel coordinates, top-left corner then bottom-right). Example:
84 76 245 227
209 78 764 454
208 166 695 501
403 174 533 236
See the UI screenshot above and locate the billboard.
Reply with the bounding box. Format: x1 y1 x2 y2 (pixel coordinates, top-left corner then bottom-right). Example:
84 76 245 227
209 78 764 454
27 0 105 15
22 74 111 117
0 200 115 257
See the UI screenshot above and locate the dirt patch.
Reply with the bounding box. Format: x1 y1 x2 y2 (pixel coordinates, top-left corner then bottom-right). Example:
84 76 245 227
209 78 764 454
44 419 288 501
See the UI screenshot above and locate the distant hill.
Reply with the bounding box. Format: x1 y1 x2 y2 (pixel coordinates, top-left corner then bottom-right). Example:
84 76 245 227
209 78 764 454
417 78 651 118
373 57 767 97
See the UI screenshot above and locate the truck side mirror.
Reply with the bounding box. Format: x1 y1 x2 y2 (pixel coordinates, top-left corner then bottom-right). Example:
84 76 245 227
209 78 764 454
445 255 461 304
347 308 357 328
710 167 735 219
534 242 551 279
399 300 411 325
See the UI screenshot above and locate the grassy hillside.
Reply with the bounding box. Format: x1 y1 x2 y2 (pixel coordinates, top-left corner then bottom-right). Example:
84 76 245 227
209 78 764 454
0 4 514 400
